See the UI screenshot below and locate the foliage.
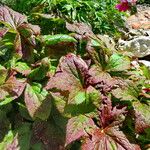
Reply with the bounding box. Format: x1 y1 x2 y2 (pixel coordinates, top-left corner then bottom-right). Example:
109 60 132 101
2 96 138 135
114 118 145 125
0 5 150 150
1 0 127 36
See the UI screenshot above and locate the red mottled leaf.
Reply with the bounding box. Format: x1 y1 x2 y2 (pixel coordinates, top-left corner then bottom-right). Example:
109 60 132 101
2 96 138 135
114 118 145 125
65 115 95 146
0 75 26 100
0 5 27 29
14 33 22 55
99 96 127 128
82 126 141 150
45 53 89 104
0 5 40 58
0 27 8 37
87 65 117 94
42 34 77 59
24 83 51 120
32 121 65 150
66 22 93 36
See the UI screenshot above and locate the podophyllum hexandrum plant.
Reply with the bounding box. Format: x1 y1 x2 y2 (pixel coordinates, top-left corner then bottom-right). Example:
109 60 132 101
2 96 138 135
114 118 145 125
0 5 150 150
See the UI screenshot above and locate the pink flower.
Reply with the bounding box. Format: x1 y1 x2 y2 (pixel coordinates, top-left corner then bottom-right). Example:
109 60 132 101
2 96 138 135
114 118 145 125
115 1 130 12
115 0 137 12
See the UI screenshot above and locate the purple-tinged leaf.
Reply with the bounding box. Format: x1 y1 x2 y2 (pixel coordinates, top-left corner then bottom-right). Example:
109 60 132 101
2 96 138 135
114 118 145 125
45 53 89 104
14 33 22 56
0 5 27 29
6 134 19 150
0 75 26 100
0 5 40 58
66 22 94 36
65 115 95 146
32 121 65 150
87 65 118 94
24 83 51 120
81 126 141 150
42 34 77 59
0 27 8 37
99 96 127 128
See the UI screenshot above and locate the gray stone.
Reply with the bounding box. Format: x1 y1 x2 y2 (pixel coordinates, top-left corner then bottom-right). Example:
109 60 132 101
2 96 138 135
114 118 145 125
118 36 150 58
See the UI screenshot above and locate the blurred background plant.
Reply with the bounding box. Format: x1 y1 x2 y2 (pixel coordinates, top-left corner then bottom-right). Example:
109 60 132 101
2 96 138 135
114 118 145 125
1 0 128 36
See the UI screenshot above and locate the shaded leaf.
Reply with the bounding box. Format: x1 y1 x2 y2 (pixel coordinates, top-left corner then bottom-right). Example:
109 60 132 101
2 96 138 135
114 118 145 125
42 34 77 59
32 120 65 150
0 65 7 85
0 110 10 142
28 57 50 81
133 101 150 133
24 83 51 120
14 123 32 150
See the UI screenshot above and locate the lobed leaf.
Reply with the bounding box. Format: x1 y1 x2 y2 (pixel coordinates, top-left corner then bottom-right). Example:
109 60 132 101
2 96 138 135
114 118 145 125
24 83 51 120
106 54 131 72
65 115 95 146
0 75 26 101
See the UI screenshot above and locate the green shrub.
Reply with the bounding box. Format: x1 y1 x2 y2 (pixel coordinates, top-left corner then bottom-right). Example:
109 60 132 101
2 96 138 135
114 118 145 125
1 0 126 36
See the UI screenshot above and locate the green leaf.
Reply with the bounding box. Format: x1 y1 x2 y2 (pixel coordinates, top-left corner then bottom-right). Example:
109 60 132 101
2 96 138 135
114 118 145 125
112 81 140 101
0 130 14 149
140 65 150 80
0 65 7 85
42 34 77 45
106 54 131 72
0 97 13 106
14 123 32 150
24 83 51 120
133 101 150 133
17 103 33 121
28 57 50 81
74 91 86 105
14 62 31 75
0 110 10 142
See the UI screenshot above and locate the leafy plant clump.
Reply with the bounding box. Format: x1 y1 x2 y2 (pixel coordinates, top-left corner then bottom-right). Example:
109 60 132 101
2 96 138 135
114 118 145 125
0 5 150 150
1 0 127 36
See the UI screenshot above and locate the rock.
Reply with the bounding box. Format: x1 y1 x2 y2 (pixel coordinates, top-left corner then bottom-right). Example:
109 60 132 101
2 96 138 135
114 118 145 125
131 60 150 68
139 60 150 68
118 36 150 57
126 6 150 30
